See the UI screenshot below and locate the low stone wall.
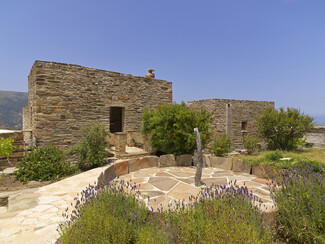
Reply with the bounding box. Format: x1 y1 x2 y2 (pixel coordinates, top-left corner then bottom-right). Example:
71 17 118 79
97 155 159 186
98 153 278 188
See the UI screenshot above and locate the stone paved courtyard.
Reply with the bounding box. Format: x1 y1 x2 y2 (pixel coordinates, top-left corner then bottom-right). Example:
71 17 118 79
0 165 275 244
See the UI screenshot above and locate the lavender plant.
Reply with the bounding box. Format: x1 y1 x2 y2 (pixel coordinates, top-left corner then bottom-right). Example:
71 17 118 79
271 162 325 243
59 179 275 243
59 179 168 243
164 182 275 243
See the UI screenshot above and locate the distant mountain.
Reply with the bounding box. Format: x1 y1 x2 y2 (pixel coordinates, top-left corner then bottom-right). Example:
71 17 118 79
0 90 28 129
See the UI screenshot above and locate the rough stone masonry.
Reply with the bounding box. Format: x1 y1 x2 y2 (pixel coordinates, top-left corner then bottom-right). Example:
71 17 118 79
188 98 275 149
23 61 173 149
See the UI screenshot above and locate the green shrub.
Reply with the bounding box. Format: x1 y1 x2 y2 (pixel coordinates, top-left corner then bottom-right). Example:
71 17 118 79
0 137 16 166
256 107 314 150
59 180 274 244
69 122 109 171
165 195 274 243
14 145 77 183
271 163 325 243
242 135 259 155
142 102 213 156
264 150 284 162
211 132 232 156
59 181 167 243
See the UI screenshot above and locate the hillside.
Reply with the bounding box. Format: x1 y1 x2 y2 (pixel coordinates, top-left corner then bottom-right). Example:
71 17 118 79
0 90 28 129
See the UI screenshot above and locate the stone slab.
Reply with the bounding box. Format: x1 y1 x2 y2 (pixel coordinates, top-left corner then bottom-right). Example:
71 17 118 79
167 169 194 177
135 183 155 191
159 154 176 167
232 159 252 174
176 177 195 185
156 172 174 177
168 182 200 201
209 156 233 170
127 159 139 173
97 164 115 186
148 177 178 191
8 193 41 212
176 154 192 166
114 160 129 177
138 168 160 175
252 164 276 179
2 167 16 175
203 155 211 167
137 156 159 170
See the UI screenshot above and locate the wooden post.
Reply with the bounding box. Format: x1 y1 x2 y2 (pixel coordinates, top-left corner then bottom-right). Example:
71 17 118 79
194 128 204 187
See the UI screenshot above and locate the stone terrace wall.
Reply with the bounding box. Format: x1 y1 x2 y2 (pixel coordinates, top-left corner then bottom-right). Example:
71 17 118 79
188 99 274 149
25 61 172 149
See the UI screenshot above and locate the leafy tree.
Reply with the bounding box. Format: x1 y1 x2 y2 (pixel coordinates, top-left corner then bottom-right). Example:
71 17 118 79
142 102 213 156
69 122 109 170
256 107 314 150
0 137 16 166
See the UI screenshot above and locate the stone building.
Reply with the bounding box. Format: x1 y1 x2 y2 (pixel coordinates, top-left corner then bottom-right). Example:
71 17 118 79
23 61 172 149
188 98 274 149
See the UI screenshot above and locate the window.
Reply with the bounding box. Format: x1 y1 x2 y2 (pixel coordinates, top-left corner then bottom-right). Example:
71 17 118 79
241 121 248 131
109 107 124 133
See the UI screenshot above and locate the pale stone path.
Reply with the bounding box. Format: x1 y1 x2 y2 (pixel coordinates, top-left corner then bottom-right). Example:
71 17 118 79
0 166 106 244
0 166 275 244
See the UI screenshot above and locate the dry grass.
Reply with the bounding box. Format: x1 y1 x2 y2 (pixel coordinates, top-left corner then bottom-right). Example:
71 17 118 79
237 148 325 167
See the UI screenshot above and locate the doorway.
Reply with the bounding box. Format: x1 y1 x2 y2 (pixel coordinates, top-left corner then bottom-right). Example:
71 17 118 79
110 107 124 133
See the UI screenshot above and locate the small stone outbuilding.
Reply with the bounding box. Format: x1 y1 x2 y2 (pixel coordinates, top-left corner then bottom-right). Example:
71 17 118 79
23 61 172 149
188 98 274 149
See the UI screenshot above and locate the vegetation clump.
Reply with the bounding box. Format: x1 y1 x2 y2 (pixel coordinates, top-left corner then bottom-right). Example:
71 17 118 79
242 135 260 155
211 132 233 156
239 149 325 172
69 122 109 171
271 162 325 243
0 137 16 166
256 107 314 150
165 183 274 243
59 180 168 243
59 180 274 243
142 102 213 156
264 150 284 162
14 145 77 183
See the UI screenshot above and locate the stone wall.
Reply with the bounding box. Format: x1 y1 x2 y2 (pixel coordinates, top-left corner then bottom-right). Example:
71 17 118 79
188 99 274 149
22 105 32 143
24 61 172 149
305 133 325 148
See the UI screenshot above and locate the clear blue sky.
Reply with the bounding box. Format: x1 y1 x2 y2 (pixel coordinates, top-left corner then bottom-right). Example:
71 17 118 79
1 0 324 123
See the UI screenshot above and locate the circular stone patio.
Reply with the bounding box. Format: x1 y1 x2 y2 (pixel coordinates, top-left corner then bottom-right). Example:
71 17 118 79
118 167 275 214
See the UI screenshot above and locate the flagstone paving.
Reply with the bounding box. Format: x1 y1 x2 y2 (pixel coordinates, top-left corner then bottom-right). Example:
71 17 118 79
0 165 275 244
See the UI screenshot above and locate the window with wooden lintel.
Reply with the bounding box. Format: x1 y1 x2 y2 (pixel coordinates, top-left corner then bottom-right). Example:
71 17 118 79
109 107 124 133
